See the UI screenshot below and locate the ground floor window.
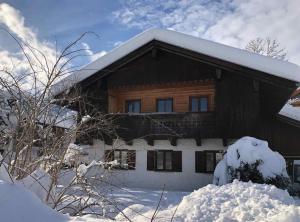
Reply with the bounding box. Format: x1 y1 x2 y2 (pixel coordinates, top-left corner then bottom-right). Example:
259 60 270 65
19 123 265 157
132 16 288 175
286 159 300 184
294 164 300 183
105 149 136 170
147 150 182 172
195 150 223 173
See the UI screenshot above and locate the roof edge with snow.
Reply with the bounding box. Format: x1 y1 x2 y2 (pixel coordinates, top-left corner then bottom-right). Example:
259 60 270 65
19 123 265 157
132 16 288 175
51 28 300 96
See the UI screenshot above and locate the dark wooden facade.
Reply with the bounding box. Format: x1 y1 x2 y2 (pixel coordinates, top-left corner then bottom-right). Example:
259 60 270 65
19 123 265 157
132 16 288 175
66 40 299 156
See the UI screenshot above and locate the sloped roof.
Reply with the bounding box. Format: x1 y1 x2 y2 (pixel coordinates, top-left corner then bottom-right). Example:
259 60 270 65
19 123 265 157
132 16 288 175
51 28 300 96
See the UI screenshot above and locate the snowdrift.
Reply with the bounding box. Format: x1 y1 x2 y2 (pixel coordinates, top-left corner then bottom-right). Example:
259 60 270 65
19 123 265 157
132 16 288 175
118 180 300 222
0 179 69 222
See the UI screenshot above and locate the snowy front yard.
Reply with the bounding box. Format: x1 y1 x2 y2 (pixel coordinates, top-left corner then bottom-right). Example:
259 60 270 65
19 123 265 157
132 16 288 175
2 136 300 221
2 177 300 222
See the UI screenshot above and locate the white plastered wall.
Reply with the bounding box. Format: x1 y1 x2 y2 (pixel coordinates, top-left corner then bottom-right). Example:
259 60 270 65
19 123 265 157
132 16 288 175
84 138 227 191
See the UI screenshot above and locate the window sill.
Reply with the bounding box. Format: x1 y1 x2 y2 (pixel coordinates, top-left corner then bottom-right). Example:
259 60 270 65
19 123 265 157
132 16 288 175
195 171 214 174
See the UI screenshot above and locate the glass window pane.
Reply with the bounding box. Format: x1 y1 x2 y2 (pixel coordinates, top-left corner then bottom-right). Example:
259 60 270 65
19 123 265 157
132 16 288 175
191 98 199 112
165 100 172 112
156 151 164 170
216 152 223 164
121 151 128 168
200 97 208 112
114 151 120 164
165 151 172 170
127 103 132 112
134 101 141 113
157 99 172 112
206 152 214 172
157 100 164 112
127 100 141 113
294 165 300 183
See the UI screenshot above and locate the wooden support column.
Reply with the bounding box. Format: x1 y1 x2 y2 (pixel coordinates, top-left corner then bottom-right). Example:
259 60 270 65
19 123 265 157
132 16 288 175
145 137 154 146
125 139 133 146
195 138 202 146
222 138 228 147
169 137 177 146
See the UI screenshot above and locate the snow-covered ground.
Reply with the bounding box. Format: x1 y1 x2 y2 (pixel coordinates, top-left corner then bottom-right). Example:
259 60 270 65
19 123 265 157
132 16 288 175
2 174 300 221
2 137 300 221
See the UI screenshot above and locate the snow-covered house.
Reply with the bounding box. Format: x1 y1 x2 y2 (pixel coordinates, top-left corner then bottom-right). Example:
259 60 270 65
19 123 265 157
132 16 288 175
51 29 300 191
0 89 77 155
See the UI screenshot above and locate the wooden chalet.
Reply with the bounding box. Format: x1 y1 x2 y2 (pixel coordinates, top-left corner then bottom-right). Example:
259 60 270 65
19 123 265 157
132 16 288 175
52 29 300 190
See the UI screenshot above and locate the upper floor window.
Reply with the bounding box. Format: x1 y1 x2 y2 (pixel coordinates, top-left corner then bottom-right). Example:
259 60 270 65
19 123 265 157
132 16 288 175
126 100 141 113
190 96 208 112
157 98 173 112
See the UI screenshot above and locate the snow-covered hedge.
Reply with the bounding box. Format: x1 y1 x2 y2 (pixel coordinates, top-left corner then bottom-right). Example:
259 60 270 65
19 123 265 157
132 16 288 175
213 137 290 189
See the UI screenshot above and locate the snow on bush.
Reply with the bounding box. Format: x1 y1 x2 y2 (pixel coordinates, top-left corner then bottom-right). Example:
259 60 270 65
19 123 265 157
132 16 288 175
118 180 300 222
213 137 290 189
64 143 89 166
0 157 112 222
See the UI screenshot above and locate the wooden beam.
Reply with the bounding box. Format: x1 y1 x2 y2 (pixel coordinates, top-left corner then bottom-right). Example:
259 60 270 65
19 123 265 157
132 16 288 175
125 140 133 146
222 138 228 147
215 69 222 80
151 48 158 59
145 137 154 146
169 137 177 146
195 138 202 146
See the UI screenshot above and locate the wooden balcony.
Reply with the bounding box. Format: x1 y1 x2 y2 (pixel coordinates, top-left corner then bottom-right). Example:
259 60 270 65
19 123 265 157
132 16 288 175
109 112 217 146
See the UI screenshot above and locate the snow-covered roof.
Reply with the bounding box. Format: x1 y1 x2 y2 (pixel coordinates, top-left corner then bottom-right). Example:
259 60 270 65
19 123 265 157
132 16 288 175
39 105 78 129
51 28 300 96
279 103 300 122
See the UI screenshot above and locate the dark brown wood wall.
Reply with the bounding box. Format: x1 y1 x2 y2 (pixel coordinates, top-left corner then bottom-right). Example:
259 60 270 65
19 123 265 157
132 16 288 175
258 118 300 156
215 71 260 139
106 49 215 88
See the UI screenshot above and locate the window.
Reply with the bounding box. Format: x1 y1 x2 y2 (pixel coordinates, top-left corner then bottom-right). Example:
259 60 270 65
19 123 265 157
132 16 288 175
105 150 136 170
147 150 182 172
294 165 300 183
190 96 208 112
195 151 223 173
157 98 173 112
126 100 141 113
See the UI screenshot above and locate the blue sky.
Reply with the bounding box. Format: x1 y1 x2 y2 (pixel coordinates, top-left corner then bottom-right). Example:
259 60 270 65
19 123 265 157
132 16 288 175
0 0 299 73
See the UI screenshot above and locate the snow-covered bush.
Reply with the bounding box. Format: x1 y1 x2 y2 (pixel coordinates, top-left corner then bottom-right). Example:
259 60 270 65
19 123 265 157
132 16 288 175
64 143 89 167
213 137 290 189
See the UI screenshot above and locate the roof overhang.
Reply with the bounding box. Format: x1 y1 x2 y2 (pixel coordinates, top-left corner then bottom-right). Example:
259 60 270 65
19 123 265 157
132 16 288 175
51 28 300 96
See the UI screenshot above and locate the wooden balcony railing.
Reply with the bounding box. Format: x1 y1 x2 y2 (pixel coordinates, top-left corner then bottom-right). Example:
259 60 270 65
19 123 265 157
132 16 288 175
76 112 217 145
110 112 217 145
